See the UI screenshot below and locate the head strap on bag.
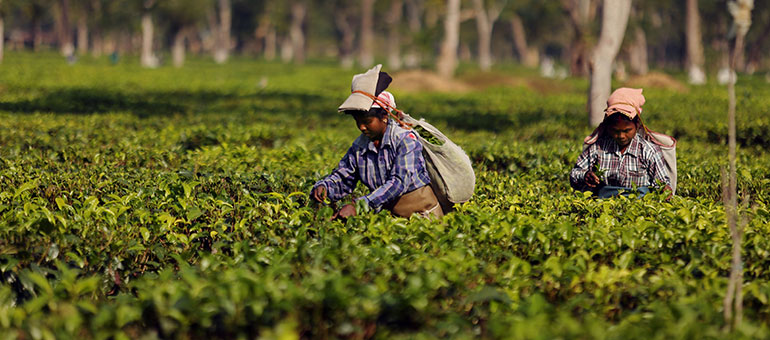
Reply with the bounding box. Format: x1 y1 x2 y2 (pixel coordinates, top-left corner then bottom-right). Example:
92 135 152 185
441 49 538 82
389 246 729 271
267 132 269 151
352 90 413 129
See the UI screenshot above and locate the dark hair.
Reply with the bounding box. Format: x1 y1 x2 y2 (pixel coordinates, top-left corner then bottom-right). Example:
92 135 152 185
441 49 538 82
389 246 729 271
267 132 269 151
604 112 640 126
345 107 388 119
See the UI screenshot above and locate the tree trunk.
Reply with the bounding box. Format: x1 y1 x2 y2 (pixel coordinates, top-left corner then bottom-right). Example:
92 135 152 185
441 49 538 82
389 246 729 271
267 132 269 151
588 0 632 126
437 0 461 78
281 36 293 62
723 30 744 331
404 0 424 68
564 0 596 76
140 11 158 68
386 0 403 70
406 0 422 31
90 0 102 57
628 27 648 75
188 31 202 54
33 17 43 51
472 0 492 71
254 16 270 55
0 15 4 63
745 21 770 74
359 0 375 67
723 0 752 330
213 0 231 64
57 0 74 56
77 14 88 56
91 31 103 57
334 9 356 69
289 2 306 64
686 0 706 84
510 14 538 68
172 29 186 68
265 27 277 61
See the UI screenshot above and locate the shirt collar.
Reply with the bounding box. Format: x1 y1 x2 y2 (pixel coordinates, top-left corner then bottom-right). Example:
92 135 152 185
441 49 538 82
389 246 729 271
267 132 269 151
601 133 642 155
625 134 642 155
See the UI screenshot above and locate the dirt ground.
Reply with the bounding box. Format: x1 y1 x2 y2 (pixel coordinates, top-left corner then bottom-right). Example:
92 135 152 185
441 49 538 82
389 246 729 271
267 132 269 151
390 69 688 94
622 72 689 93
391 70 573 94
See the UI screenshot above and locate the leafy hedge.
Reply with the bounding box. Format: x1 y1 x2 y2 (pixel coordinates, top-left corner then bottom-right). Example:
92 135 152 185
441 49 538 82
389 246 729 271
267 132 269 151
1 53 769 339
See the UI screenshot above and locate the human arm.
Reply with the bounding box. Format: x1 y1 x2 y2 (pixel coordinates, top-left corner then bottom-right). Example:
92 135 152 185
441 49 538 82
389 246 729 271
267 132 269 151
570 144 599 191
311 146 360 203
358 135 424 210
332 204 357 220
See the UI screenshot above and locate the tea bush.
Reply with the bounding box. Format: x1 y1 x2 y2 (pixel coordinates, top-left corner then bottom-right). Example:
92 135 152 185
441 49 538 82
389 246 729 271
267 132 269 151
0 53 769 339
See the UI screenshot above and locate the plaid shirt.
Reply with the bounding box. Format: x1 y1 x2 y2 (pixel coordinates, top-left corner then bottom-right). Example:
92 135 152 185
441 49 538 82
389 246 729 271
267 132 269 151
313 121 431 210
570 133 670 191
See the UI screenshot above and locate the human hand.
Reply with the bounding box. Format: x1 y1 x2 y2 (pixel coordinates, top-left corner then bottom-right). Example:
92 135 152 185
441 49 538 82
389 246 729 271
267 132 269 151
311 185 327 203
585 171 601 188
332 204 356 221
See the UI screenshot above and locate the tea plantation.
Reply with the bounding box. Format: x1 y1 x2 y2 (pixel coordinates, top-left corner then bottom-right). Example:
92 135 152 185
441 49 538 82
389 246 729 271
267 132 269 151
1 53 769 339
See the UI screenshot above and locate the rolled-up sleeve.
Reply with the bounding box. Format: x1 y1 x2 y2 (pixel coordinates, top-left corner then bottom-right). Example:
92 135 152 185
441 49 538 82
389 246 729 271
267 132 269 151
570 145 596 191
313 146 359 202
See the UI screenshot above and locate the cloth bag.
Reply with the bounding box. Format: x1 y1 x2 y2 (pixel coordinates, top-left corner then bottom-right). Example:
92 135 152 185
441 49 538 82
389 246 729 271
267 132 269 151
642 129 677 194
401 113 476 212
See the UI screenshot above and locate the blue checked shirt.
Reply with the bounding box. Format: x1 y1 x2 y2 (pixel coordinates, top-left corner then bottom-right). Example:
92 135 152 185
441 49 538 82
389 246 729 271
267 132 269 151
570 133 670 191
313 121 431 210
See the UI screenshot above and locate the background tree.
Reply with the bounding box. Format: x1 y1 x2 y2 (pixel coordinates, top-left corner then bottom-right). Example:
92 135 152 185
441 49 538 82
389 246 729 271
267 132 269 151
212 0 232 64
140 0 158 68
157 0 208 67
70 0 90 56
507 11 536 67
255 1 280 60
743 1 769 73
0 0 5 63
403 0 428 68
288 0 307 64
386 0 404 70
359 0 375 67
437 0 460 78
562 0 598 76
686 0 706 84
624 5 648 76
588 0 632 126
1 0 769 80
472 0 507 71
55 0 74 56
723 0 753 330
506 1 562 68
328 0 357 68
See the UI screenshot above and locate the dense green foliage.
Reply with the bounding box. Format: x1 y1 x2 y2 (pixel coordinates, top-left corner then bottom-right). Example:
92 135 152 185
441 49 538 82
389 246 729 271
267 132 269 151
1 53 770 339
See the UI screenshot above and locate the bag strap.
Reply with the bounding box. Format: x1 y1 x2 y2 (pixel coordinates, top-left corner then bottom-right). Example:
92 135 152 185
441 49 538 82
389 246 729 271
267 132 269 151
352 90 413 129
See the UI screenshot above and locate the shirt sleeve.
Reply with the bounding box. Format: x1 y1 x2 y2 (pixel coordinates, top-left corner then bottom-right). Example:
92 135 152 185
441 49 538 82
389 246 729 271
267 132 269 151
313 145 359 202
646 145 671 188
359 136 423 210
570 144 596 191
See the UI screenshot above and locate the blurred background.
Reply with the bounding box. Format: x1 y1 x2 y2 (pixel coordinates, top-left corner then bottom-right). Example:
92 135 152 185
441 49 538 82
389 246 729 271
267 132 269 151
0 0 768 82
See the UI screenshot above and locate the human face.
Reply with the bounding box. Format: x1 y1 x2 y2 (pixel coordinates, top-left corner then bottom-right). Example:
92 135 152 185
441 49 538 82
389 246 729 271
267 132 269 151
608 119 637 148
354 114 388 141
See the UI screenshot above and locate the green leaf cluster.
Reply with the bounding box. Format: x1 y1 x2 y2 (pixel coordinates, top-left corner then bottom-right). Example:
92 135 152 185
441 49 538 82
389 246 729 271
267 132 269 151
0 52 769 339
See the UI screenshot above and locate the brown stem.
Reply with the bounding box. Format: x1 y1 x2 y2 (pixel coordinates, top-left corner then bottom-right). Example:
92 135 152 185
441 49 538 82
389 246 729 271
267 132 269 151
724 28 746 331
